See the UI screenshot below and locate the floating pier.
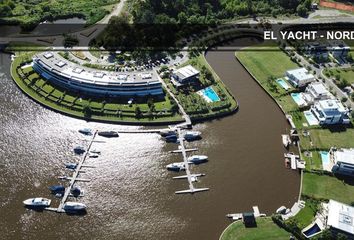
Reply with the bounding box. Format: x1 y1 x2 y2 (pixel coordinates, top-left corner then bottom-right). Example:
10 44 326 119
45 130 98 213
174 128 209 194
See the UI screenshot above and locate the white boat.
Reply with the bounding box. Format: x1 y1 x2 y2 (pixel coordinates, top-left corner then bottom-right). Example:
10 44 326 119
187 155 208 164
183 131 201 141
282 134 291 148
23 198 51 208
166 162 186 172
78 128 93 135
90 149 101 154
63 202 87 212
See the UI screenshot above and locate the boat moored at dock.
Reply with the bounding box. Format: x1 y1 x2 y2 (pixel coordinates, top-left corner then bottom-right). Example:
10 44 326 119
187 155 208 164
23 198 51 208
97 131 119 138
281 134 291 148
166 162 186 172
63 202 87 213
49 185 65 194
183 131 202 141
78 128 93 135
73 146 86 154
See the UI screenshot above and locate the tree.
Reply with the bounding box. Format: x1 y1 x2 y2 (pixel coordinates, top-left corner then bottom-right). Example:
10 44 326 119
83 105 92 119
297 4 308 17
135 106 142 118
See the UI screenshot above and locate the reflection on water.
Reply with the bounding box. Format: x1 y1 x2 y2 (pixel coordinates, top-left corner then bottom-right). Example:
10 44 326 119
0 39 299 240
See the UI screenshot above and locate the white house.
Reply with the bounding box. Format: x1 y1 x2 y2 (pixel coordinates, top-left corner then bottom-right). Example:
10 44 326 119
286 68 315 88
331 148 354 177
171 65 199 87
302 81 334 105
310 99 350 125
326 200 354 238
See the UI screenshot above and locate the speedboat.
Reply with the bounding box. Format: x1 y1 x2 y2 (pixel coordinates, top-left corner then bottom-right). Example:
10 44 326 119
160 129 176 137
90 149 101 154
187 155 208 164
63 202 86 213
74 146 85 154
282 134 291 148
70 187 81 197
166 162 186 172
98 131 119 138
183 131 201 141
49 185 65 194
23 198 51 208
89 153 99 158
78 128 93 135
65 163 77 170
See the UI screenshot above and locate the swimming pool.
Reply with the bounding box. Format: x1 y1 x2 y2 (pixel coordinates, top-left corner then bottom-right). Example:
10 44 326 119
199 86 220 102
291 93 306 107
320 151 330 165
304 110 319 126
276 79 291 90
302 223 322 238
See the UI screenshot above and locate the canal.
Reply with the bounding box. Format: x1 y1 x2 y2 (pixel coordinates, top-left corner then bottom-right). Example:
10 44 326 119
0 39 299 240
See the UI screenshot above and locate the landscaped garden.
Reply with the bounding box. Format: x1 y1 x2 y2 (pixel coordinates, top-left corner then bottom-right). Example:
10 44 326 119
11 51 183 124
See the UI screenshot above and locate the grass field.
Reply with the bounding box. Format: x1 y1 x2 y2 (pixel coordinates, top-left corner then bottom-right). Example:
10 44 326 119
324 67 354 85
220 218 290 240
302 173 354 205
286 200 318 229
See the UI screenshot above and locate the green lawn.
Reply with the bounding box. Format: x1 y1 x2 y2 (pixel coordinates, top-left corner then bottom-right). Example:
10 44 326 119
286 200 318 229
302 173 354 204
220 218 290 240
309 128 354 149
324 68 354 85
236 48 298 83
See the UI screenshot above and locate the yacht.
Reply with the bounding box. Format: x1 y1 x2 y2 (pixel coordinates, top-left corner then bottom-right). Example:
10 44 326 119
165 134 178 143
183 131 201 141
78 128 93 135
49 185 65 194
63 202 87 213
160 129 176 137
23 198 51 208
282 134 291 148
90 149 101 154
166 162 186 172
65 163 77 170
70 187 81 197
98 131 119 138
187 155 208 164
74 146 85 154
89 153 99 158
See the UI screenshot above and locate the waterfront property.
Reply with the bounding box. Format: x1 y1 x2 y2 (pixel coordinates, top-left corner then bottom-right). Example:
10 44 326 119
32 52 164 97
330 148 354 177
286 68 315 88
171 65 200 88
310 99 350 125
276 78 291 91
326 199 354 238
302 81 334 105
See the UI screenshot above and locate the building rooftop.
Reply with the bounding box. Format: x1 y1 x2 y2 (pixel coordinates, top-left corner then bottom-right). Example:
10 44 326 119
34 52 160 86
173 65 199 81
309 82 329 95
286 68 314 81
317 99 347 112
327 199 354 235
333 148 354 165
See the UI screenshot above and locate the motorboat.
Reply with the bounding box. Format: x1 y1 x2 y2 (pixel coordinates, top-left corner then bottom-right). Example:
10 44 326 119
74 146 85 154
165 134 178 143
282 134 291 148
23 198 51 208
89 153 99 158
183 131 201 141
70 187 81 197
166 162 186 172
49 185 65 194
63 202 87 213
160 129 176 137
187 155 208 164
98 131 119 138
90 149 101 154
78 128 93 135
65 163 77 170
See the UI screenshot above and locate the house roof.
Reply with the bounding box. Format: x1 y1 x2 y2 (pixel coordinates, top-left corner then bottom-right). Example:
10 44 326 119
309 82 329 95
286 68 314 81
333 148 354 165
173 65 199 80
327 199 354 235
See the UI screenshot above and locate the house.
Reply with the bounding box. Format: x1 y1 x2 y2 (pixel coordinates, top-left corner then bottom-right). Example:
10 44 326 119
326 200 354 238
310 99 350 125
306 42 329 61
171 65 199 87
331 148 354 177
302 81 334 105
330 42 351 59
286 68 315 88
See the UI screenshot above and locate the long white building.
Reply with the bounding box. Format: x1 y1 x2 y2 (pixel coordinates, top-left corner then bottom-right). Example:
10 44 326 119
32 52 163 97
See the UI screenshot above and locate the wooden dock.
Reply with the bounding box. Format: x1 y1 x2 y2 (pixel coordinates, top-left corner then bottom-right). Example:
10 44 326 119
45 130 98 213
174 128 209 194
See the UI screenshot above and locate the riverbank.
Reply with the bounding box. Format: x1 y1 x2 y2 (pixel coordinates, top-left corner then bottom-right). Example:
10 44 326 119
233 44 354 238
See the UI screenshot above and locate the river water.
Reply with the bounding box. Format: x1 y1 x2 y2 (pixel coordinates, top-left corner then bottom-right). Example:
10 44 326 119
0 39 299 240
